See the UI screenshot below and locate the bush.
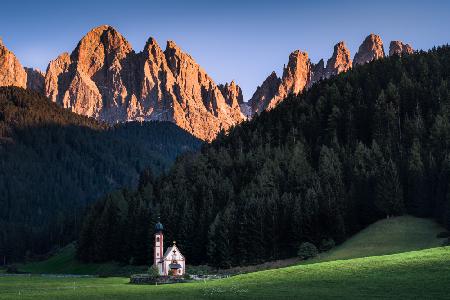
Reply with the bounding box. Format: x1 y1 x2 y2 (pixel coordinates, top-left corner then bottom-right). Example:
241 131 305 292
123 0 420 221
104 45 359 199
319 238 335 252
442 238 450 246
147 266 160 280
297 242 318 260
6 265 19 274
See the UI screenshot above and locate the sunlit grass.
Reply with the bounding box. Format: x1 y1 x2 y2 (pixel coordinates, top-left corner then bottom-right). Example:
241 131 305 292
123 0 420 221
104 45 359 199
2 247 450 299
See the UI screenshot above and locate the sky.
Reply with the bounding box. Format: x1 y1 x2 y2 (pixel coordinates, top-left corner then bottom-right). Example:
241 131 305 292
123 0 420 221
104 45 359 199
1 0 449 99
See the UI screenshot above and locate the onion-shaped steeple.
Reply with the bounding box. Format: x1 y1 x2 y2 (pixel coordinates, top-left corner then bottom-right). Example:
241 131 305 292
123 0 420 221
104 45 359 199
155 218 164 232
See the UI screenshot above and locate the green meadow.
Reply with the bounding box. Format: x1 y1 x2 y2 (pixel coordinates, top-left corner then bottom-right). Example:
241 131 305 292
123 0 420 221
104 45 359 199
0 247 449 299
1 216 449 299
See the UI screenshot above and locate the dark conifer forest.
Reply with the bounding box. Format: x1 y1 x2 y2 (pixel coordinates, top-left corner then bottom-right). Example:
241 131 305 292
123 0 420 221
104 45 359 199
77 46 450 268
0 87 201 262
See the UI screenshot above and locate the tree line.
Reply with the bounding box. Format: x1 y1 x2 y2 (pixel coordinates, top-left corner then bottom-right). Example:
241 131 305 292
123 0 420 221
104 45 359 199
77 45 450 268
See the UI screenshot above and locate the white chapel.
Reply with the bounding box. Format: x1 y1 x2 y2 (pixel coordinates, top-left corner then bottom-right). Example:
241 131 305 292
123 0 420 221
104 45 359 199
153 221 186 276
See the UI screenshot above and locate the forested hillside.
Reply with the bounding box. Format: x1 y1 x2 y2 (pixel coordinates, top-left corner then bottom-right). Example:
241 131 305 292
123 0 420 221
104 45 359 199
78 46 450 268
0 87 201 262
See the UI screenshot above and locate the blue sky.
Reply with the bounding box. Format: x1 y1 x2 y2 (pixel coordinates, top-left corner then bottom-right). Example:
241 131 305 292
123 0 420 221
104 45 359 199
1 0 449 99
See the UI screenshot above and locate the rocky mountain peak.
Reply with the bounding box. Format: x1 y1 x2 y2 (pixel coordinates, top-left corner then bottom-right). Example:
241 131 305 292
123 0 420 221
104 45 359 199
164 40 195 77
44 52 72 103
71 25 132 77
389 41 414 56
38 26 245 141
144 37 159 51
218 80 244 108
249 49 320 114
354 33 385 66
281 50 311 95
0 29 416 140
0 41 27 88
325 41 352 77
247 71 281 115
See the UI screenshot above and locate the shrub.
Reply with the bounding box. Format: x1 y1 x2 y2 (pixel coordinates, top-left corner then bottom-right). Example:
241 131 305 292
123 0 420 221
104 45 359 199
319 238 335 252
297 242 318 260
147 266 160 280
6 265 19 274
168 269 176 276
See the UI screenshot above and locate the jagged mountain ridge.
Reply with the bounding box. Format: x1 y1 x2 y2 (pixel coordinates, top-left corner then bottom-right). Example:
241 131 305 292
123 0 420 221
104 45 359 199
248 34 414 117
0 30 414 139
41 26 245 141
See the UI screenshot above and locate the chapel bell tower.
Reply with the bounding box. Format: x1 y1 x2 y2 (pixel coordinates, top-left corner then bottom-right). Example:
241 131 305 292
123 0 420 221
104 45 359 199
154 219 164 275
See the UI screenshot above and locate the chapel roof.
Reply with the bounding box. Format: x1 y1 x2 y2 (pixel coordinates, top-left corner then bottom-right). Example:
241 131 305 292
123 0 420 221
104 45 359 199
163 243 185 260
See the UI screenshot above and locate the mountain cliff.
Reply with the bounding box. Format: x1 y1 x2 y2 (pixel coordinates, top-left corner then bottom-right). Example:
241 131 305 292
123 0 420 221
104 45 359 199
0 39 27 88
248 71 281 115
40 26 245 141
248 41 352 116
389 41 414 56
353 33 385 66
0 30 415 138
0 26 245 141
248 34 411 116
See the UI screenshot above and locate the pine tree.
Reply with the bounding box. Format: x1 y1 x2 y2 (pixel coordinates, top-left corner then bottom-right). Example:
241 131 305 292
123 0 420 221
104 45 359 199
318 146 346 241
375 159 404 218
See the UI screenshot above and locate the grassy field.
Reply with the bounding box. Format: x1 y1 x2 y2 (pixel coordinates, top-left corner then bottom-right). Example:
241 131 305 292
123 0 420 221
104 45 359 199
2 216 448 299
19 216 446 276
1 247 450 299
305 215 446 264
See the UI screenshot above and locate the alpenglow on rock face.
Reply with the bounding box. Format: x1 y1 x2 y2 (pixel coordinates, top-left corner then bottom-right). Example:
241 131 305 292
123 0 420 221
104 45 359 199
0 29 415 137
248 50 312 114
389 41 414 56
325 41 352 77
353 34 385 66
0 39 27 88
249 42 352 116
308 41 352 87
248 34 411 117
42 25 244 141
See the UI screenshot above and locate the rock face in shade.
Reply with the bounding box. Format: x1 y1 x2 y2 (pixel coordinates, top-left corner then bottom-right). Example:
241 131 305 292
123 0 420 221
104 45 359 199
218 80 244 108
353 34 385 66
24 67 45 92
0 39 27 88
42 25 244 141
310 59 325 86
389 41 414 56
248 71 281 115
